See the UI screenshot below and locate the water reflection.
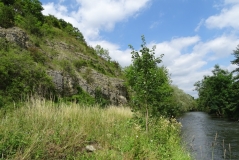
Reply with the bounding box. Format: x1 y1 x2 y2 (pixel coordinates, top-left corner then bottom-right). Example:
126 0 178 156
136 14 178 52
179 112 239 160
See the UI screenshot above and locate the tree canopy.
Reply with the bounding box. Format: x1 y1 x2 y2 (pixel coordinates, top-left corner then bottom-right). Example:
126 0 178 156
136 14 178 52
195 45 239 119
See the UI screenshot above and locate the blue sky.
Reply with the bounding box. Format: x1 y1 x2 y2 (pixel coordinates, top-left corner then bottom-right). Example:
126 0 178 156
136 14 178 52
40 0 239 97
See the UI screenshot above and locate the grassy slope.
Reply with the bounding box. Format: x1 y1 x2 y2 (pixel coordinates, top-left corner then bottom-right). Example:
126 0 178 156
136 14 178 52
0 98 191 160
29 26 123 78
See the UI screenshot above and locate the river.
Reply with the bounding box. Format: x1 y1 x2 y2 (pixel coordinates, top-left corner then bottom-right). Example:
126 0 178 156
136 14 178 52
179 112 239 160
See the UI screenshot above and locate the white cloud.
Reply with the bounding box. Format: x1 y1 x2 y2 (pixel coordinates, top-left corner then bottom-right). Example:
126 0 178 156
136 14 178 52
147 35 239 97
224 0 239 4
89 40 132 67
150 21 159 29
205 3 239 29
194 19 204 32
42 0 150 41
193 35 239 58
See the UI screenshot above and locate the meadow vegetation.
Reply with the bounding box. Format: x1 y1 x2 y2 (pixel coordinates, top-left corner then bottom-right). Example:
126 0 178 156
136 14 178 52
0 97 191 160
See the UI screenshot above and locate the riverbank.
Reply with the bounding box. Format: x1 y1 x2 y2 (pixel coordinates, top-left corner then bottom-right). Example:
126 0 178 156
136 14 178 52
0 98 191 159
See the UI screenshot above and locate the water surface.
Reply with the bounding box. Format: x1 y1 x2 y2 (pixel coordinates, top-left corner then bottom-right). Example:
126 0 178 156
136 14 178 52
179 112 239 160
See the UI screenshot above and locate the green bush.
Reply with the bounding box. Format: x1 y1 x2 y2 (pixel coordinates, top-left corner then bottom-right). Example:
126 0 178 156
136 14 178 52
0 38 9 51
28 46 47 64
0 5 15 28
95 87 110 107
64 86 95 105
0 49 54 103
73 59 88 69
59 60 75 78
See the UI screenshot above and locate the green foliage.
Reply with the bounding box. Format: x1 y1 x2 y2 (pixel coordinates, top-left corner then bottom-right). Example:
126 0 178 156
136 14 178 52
0 38 9 51
65 86 95 105
0 49 54 105
59 60 75 78
231 44 239 78
22 14 42 35
194 45 239 119
0 98 191 159
95 45 111 61
0 4 15 28
44 15 61 29
171 85 197 113
1 0 15 5
0 131 30 158
73 59 88 69
229 44 239 118
125 36 173 116
18 0 44 22
95 87 110 107
28 46 47 64
125 36 175 132
194 65 233 116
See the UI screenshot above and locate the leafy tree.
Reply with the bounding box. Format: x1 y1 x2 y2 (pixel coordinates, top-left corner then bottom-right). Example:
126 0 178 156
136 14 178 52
19 0 44 22
95 45 111 61
194 65 233 116
230 44 239 118
23 14 42 35
231 44 239 78
44 15 61 29
125 35 167 132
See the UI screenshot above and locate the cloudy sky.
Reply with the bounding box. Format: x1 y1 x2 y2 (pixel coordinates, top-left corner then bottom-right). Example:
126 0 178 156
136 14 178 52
40 0 239 98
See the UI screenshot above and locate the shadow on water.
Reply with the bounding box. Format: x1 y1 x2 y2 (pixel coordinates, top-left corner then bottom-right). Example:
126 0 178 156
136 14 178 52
179 112 239 160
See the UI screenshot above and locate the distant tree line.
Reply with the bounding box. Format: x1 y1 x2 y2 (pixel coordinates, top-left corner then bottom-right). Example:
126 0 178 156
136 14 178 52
194 45 239 119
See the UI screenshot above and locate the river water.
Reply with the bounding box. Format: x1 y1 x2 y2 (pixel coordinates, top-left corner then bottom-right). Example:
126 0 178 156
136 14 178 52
179 112 239 160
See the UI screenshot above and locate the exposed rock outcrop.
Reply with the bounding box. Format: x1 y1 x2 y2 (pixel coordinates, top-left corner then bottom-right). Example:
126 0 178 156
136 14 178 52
0 27 31 48
47 67 128 105
0 27 128 105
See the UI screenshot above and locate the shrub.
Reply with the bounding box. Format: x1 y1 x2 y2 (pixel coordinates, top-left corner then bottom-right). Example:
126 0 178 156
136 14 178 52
0 49 54 103
0 5 15 28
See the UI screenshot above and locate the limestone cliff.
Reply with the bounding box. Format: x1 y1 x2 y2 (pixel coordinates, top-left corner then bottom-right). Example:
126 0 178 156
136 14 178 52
0 27 128 105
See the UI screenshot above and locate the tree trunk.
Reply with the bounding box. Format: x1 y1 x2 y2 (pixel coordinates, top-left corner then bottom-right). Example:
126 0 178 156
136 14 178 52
146 104 149 133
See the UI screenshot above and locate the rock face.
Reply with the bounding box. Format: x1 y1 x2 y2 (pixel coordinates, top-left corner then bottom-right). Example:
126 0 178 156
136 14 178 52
0 27 30 48
47 68 128 105
0 27 128 105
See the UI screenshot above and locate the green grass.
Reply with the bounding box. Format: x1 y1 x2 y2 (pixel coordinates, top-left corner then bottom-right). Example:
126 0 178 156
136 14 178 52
0 98 191 160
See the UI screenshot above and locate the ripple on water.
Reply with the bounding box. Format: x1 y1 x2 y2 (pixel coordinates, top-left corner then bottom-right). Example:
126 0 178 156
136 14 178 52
179 112 239 160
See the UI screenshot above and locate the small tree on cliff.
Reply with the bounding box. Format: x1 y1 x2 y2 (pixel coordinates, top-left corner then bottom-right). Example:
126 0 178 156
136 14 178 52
125 35 164 132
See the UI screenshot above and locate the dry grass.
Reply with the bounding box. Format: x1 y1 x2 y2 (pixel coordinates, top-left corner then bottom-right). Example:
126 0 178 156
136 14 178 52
0 97 191 160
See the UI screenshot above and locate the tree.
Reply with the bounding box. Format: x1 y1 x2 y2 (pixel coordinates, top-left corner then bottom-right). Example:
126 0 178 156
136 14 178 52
125 35 166 132
194 65 233 116
95 45 111 61
230 44 239 119
231 44 239 79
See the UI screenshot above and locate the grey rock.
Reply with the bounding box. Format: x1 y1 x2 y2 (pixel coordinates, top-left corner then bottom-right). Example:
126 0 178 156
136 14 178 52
85 145 96 152
0 27 30 48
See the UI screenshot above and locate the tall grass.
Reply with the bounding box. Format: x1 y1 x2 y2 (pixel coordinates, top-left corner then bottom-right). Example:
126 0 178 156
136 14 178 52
0 97 191 159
